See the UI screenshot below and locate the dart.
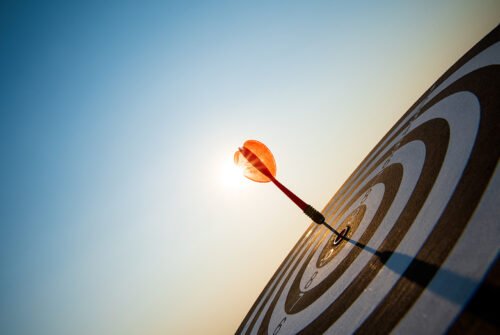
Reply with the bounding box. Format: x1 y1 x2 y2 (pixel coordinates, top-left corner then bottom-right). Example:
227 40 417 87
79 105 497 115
234 140 341 236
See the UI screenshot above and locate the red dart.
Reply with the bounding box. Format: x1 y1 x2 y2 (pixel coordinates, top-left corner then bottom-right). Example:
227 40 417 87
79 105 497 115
234 140 339 235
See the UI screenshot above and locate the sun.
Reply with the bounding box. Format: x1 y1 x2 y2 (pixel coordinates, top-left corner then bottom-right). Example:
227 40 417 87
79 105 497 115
219 156 247 189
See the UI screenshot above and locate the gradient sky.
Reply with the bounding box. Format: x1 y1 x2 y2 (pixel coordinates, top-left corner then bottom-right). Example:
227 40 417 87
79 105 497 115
1 1 499 334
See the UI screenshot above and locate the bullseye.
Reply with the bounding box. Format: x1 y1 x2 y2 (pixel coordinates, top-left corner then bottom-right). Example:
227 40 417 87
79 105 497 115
332 226 349 246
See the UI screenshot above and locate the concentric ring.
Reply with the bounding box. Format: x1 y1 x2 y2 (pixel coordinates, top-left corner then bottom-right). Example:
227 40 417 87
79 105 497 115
237 29 500 335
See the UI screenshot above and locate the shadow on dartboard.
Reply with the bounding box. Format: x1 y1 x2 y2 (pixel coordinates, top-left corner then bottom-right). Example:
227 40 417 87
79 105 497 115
342 236 498 329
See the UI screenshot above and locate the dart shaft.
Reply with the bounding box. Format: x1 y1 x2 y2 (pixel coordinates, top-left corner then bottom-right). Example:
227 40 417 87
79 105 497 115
268 175 307 210
239 146 327 225
271 176 328 226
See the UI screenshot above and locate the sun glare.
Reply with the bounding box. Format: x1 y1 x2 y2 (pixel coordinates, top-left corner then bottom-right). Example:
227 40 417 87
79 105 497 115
220 157 247 189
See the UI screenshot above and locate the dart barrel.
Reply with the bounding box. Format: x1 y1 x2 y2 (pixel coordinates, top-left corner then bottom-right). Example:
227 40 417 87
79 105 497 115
303 205 325 224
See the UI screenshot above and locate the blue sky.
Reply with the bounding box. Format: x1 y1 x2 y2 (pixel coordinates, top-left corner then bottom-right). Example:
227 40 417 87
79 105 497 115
1 1 499 334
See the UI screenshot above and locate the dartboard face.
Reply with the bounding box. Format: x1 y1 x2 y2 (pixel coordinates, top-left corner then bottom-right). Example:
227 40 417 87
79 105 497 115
237 26 500 335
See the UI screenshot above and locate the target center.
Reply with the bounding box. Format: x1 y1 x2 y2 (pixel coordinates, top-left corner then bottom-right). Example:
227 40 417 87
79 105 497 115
317 205 366 268
333 226 350 245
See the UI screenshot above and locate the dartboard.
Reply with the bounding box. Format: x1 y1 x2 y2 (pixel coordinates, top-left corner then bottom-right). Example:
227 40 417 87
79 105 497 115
237 25 500 334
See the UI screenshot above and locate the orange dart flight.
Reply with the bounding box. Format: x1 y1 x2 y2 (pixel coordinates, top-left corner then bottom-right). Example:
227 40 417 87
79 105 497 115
234 140 334 229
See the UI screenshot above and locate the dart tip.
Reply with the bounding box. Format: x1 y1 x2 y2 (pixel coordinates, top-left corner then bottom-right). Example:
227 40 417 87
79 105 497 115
322 221 342 238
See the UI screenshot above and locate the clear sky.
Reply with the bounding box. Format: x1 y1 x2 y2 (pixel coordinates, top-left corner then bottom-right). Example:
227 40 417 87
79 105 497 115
0 1 498 334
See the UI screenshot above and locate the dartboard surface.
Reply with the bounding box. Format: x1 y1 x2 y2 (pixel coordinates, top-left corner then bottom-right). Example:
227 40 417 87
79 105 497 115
237 25 500 335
